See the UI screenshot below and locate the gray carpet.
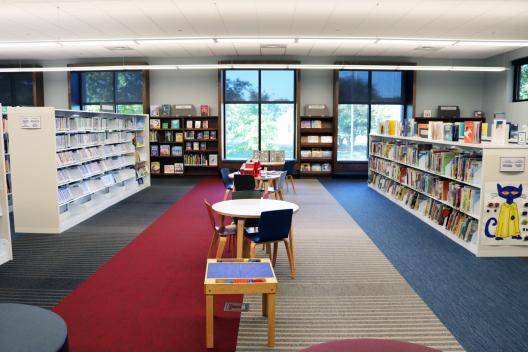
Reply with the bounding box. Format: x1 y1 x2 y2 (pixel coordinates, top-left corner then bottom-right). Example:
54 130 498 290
0 177 200 309
236 179 463 352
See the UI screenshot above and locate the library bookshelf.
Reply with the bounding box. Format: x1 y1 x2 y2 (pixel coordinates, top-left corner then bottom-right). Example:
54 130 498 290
368 133 528 257
149 115 218 176
8 107 150 234
2 113 12 212
0 109 12 265
299 115 334 176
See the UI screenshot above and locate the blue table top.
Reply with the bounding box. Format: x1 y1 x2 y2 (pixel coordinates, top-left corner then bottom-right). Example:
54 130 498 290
207 262 274 279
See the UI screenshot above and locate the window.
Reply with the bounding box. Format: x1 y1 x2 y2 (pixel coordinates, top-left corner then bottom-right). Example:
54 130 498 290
70 70 145 114
513 57 528 102
223 69 296 160
337 70 409 161
0 73 35 107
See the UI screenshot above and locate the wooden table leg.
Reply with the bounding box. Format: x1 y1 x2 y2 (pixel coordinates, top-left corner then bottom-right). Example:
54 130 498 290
206 294 214 348
289 226 294 266
267 293 276 347
262 293 268 317
236 218 245 259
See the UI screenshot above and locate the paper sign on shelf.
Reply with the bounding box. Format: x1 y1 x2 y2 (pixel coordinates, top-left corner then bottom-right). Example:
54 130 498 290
20 116 41 129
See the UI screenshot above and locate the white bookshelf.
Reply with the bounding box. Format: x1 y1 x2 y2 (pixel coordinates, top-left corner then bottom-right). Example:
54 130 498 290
0 109 12 265
369 133 528 257
8 107 150 234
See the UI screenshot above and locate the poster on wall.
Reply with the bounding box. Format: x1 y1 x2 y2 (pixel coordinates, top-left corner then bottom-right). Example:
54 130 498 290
481 182 528 245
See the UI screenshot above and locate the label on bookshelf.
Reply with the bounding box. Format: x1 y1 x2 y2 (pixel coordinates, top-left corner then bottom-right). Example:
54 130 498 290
21 116 41 129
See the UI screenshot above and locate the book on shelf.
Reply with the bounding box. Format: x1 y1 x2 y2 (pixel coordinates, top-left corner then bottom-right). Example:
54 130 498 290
150 105 160 117
160 145 170 156
301 150 311 158
204 131 210 140
269 150 285 162
311 120 322 128
149 119 161 129
418 123 429 138
311 149 323 158
209 154 218 166
322 150 332 158
160 104 172 117
200 142 207 151
202 120 209 129
175 133 183 142
301 120 311 129
322 163 332 172
164 131 174 142
149 131 158 142
184 131 194 139
161 122 169 129
196 132 204 140
193 142 199 151
150 161 161 174
171 119 180 129
174 163 184 174
311 163 322 172
164 164 175 174
185 142 192 151
320 135 333 144
194 121 201 129
135 135 145 148
210 131 217 140
171 145 183 157
464 121 482 144
150 145 159 157
301 163 311 172
186 120 193 129
200 105 209 116
306 135 320 144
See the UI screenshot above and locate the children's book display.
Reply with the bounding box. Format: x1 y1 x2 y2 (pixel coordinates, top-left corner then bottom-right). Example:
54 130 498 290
148 104 218 175
369 132 528 257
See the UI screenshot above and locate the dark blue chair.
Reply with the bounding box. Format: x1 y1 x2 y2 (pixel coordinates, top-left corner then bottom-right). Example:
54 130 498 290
245 209 295 278
283 161 296 193
234 174 256 191
220 168 233 200
232 190 261 228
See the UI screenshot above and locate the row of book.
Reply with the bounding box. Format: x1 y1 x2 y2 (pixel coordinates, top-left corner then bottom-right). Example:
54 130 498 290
151 145 183 157
300 163 331 172
300 149 332 159
56 143 135 167
150 119 214 130
252 150 285 163
300 120 329 129
184 130 217 140
56 116 144 132
150 162 184 174
420 121 483 143
56 131 135 149
150 131 182 143
369 173 478 242
370 141 482 185
150 104 210 117
58 169 137 206
183 154 218 166
57 156 135 185
301 135 333 144
370 156 480 216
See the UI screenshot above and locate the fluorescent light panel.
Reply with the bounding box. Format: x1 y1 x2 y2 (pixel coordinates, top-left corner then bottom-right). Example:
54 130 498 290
378 39 457 46
60 40 136 46
136 38 215 45
216 38 295 44
297 38 375 44
455 41 528 47
0 41 60 48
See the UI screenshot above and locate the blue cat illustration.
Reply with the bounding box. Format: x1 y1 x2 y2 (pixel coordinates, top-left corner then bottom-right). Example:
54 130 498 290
485 184 522 240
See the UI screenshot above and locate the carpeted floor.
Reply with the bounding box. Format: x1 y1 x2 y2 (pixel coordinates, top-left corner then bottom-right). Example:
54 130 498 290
321 178 528 352
0 177 199 309
236 179 462 352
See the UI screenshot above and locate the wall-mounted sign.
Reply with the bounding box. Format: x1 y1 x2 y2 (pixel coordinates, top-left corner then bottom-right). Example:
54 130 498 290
20 116 41 129
500 157 525 172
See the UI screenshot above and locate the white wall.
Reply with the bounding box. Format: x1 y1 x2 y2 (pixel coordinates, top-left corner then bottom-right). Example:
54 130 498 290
483 47 528 125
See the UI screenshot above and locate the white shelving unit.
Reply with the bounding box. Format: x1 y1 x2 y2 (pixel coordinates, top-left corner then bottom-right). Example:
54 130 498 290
8 107 150 234
0 108 12 265
368 133 528 257
2 113 12 212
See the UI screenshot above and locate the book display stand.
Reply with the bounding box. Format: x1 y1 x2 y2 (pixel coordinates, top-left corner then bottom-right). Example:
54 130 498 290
8 107 150 234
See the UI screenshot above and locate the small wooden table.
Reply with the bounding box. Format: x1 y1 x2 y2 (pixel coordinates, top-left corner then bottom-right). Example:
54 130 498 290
212 199 300 258
204 259 278 348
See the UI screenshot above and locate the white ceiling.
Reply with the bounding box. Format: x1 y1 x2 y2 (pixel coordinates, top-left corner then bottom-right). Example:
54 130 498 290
0 0 527 60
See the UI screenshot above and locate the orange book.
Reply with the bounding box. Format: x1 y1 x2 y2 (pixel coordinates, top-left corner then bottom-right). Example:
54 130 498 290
464 121 475 143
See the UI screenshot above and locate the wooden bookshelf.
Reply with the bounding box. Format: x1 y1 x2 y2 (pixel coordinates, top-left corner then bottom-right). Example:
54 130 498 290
149 111 218 176
299 115 334 176
0 110 12 265
368 133 528 257
8 107 150 234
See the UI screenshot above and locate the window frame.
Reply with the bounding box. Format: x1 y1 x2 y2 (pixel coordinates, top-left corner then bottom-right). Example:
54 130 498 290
513 57 528 103
222 68 297 161
67 63 149 114
336 69 410 163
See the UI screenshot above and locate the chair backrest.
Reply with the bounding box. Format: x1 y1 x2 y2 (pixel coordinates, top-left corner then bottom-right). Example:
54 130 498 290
234 174 255 191
203 199 217 230
232 190 262 200
257 209 293 242
220 168 232 188
276 171 287 191
283 160 295 175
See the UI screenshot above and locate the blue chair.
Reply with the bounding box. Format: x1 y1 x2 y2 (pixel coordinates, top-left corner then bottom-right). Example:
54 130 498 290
234 174 256 191
283 161 296 193
220 168 233 200
231 190 261 228
245 209 295 278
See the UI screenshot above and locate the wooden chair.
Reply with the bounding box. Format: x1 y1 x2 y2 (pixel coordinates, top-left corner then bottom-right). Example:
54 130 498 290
283 160 296 193
244 209 295 278
220 168 233 200
204 200 236 259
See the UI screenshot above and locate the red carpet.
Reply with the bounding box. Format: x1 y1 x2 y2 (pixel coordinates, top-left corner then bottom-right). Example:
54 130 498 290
53 179 242 351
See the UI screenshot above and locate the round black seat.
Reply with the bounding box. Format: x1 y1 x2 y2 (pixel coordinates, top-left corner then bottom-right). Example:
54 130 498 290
0 303 68 352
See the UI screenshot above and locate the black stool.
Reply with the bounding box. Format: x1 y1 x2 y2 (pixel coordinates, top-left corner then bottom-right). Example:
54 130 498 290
0 303 68 352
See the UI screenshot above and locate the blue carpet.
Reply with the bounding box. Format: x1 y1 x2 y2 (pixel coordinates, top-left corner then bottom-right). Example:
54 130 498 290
321 178 528 352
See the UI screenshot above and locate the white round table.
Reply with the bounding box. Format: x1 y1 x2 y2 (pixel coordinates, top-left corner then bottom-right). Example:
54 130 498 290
212 199 299 258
